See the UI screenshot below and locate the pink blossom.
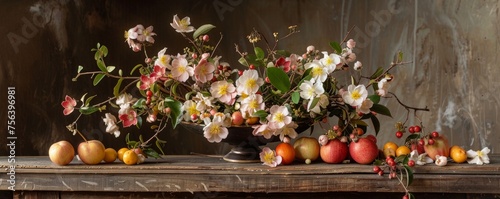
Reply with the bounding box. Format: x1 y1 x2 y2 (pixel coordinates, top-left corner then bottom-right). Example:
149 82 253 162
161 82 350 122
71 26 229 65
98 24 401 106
119 109 138 127
61 95 77 115
194 53 215 83
260 147 282 167
275 57 291 72
150 65 166 80
139 74 156 90
137 25 156 43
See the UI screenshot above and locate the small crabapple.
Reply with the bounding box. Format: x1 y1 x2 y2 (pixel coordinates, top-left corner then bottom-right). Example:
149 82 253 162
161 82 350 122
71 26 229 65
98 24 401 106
408 160 415 167
414 125 421 133
418 139 425 146
378 170 384 176
373 166 381 173
249 64 256 69
431 131 439 138
396 131 403 138
408 126 415 134
427 138 435 145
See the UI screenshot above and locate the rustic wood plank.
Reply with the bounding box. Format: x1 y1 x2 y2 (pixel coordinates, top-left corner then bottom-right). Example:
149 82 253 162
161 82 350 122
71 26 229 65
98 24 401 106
1 155 499 194
13 191 59 199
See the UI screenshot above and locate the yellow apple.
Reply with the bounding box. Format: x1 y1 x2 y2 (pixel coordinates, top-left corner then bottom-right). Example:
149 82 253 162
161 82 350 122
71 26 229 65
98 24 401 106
48 140 75 166
77 140 105 165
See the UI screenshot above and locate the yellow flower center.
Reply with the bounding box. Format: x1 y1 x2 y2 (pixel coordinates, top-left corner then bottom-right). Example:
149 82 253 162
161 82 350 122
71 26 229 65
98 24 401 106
249 100 259 109
180 19 189 27
187 104 198 115
209 125 220 135
263 151 275 163
324 57 332 65
312 67 323 77
245 79 256 89
350 90 361 100
218 84 228 95
274 113 285 123
177 65 186 73
477 150 483 157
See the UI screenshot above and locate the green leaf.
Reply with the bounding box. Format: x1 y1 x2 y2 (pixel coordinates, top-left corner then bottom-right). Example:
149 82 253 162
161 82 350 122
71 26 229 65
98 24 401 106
370 104 392 117
275 50 291 57
130 64 143 75
132 98 146 109
106 66 115 73
100 45 108 57
308 97 319 111
193 24 216 39
254 47 265 61
405 134 421 144
77 65 84 73
367 94 380 104
136 116 142 128
329 41 342 54
144 147 161 159
370 67 384 79
156 139 166 155
370 115 380 135
113 78 123 97
164 98 183 128
238 57 249 66
84 95 97 106
93 73 105 86
79 106 100 115
253 110 269 121
96 60 107 72
291 91 300 104
397 51 404 63
404 165 414 186
267 67 290 93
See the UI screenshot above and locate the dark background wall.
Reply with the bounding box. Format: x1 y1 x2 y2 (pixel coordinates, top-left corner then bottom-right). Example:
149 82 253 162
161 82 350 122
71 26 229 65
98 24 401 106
1 0 499 156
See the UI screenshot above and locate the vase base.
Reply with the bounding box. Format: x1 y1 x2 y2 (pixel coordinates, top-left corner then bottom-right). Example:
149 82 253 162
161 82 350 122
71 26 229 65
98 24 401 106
222 146 261 163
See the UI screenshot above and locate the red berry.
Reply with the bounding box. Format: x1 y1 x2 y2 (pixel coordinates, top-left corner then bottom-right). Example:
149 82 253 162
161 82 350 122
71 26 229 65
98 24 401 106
389 172 397 179
431 131 439 138
332 125 339 131
387 159 396 167
408 126 415 134
146 90 153 97
373 166 381 173
249 64 256 69
408 160 415 167
396 131 403 138
378 170 384 176
218 65 223 70
428 138 435 145
414 125 421 133
265 76 270 83
403 194 409 199
386 156 393 162
191 114 198 121
202 35 209 42
238 70 243 76
418 139 425 146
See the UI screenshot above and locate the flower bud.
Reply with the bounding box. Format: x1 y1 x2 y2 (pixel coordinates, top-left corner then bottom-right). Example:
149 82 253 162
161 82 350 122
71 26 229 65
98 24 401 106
318 135 328 146
354 61 362 71
435 155 448 166
306 45 315 53
347 39 356 49
202 35 209 42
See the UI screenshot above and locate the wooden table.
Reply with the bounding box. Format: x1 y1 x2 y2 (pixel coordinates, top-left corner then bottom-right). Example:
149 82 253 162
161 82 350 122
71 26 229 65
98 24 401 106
1 155 499 199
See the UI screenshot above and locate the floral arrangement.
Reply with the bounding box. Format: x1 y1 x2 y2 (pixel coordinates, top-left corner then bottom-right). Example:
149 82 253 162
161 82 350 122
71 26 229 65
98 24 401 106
62 14 400 156
61 15 492 198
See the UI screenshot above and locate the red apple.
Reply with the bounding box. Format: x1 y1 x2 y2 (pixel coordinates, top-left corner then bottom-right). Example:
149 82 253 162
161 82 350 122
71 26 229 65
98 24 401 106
365 134 377 144
293 137 320 163
48 140 75 166
411 142 425 154
349 138 378 164
77 140 105 165
231 111 244 125
424 135 450 160
320 139 348 164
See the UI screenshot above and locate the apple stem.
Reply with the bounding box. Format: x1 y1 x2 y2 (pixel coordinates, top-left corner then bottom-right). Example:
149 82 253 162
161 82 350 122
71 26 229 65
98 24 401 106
75 129 88 142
